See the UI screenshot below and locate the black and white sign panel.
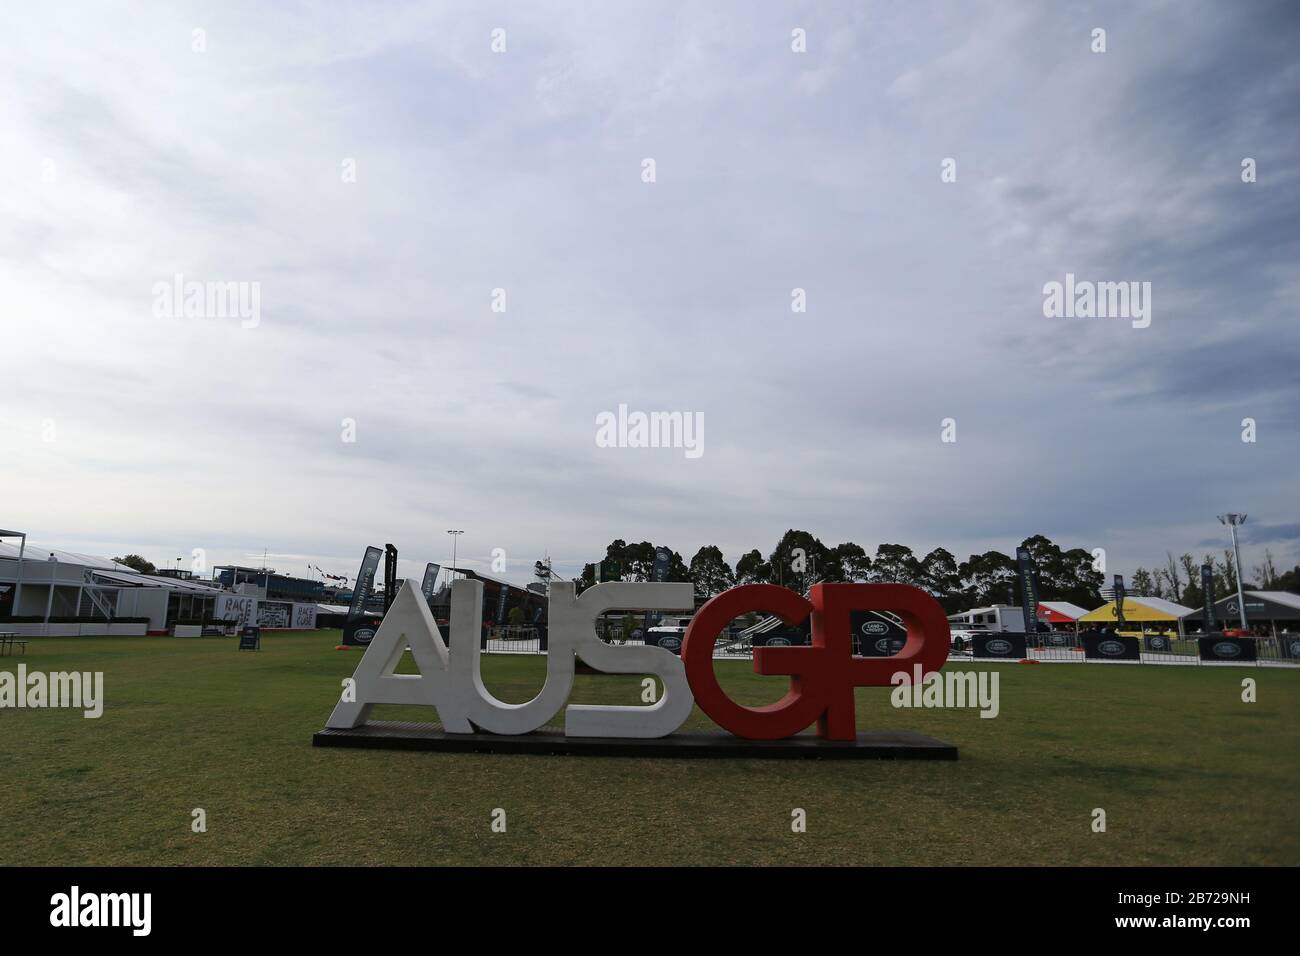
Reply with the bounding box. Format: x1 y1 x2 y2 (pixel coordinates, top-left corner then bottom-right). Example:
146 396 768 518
214 594 257 627
257 601 291 629
972 633 1027 659
1198 637 1257 662
1083 634 1141 661
292 603 318 628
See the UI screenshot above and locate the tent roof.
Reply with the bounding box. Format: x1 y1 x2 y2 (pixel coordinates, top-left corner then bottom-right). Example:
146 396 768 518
1037 601 1090 620
0 543 226 592
89 568 224 593
1080 596 1194 622
1184 590 1300 621
1248 591 1300 612
0 541 120 569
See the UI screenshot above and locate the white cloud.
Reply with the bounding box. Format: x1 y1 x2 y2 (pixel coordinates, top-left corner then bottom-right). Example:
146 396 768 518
1 0 1296 582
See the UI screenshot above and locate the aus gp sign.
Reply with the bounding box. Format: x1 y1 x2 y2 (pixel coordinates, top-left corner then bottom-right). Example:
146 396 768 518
326 578 949 742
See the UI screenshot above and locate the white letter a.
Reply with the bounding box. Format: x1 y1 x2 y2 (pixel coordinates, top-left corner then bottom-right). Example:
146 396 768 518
326 580 475 732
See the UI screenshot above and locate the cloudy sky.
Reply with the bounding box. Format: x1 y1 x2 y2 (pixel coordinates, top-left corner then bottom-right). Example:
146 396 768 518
2 1 1297 587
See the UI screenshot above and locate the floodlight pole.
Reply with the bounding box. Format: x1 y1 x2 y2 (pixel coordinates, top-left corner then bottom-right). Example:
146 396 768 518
1218 514 1249 630
447 530 464 587
12 532 26 614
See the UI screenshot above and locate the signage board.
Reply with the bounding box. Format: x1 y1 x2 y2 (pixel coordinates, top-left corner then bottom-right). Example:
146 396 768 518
854 633 907 657
1015 548 1040 637
292 603 318 629
1083 633 1141 661
849 611 906 655
1197 636 1257 662
257 601 291 629
753 625 809 649
643 631 683 654
1201 564 1217 632
214 594 258 627
238 626 261 651
342 546 384 646
972 633 1027 659
420 564 441 603
324 580 950 743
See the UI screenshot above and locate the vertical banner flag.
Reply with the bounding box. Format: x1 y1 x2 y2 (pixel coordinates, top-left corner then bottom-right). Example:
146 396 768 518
420 563 441 604
1015 547 1040 635
1201 563 1217 633
342 546 383 646
653 547 672 583
643 546 674 635
1113 574 1127 629
383 544 398 614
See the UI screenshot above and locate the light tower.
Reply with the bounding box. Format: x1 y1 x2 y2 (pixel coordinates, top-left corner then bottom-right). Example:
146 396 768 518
1217 513 1249 630
446 530 464 587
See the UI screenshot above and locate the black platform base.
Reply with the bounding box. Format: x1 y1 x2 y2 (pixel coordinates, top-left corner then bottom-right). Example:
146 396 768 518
312 721 958 759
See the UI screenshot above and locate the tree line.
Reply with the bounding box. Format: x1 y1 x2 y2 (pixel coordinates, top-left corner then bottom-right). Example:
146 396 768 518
558 531 1107 613
1132 548 1298 608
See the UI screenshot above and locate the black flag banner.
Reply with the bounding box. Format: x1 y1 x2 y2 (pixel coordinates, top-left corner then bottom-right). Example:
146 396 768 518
421 562 441 603
341 545 383 646
1201 563 1218 633
1015 547 1041 635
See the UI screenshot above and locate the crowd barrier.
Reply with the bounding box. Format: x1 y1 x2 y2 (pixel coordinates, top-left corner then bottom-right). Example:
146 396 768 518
476 626 1300 668
947 631 1300 667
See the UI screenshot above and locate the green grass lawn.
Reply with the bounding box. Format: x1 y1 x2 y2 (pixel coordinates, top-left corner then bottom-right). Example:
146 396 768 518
2 631 1297 866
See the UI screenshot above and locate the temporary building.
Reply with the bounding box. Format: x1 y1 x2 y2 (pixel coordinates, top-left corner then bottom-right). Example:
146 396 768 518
1182 590 1300 636
1080 595 1195 636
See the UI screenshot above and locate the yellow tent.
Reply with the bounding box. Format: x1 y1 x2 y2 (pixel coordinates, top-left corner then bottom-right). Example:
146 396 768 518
1080 596 1194 635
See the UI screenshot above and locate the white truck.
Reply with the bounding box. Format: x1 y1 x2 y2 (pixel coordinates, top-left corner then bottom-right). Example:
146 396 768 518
948 604 1034 634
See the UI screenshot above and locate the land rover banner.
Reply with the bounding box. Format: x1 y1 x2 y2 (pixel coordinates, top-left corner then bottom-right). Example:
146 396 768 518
1143 633 1173 653
653 547 671 582
752 628 809 648
1015 547 1040 635
1279 635 1300 660
1198 636 1258 662
1084 633 1141 661
850 611 906 655
644 630 683 654
854 633 908 656
342 545 383 646
973 633 1027 659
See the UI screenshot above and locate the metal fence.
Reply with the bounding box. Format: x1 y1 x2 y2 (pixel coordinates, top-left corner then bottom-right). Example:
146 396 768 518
478 626 1300 668
482 626 544 655
947 630 1300 667
479 627 756 659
